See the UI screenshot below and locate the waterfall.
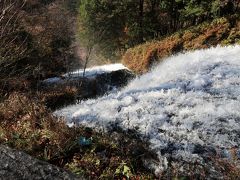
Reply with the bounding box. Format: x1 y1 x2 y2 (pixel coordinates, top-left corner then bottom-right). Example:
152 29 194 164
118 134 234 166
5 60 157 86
55 45 240 174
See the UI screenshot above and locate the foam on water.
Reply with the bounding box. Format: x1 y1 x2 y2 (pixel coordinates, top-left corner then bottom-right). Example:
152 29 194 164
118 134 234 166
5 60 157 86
55 45 240 173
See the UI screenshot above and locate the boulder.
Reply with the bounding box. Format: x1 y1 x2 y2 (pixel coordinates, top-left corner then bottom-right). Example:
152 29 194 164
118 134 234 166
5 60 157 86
42 69 135 101
0 145 83 180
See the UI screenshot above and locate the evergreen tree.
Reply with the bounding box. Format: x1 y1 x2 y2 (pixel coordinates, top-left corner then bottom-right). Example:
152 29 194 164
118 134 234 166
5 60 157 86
78 0 238 59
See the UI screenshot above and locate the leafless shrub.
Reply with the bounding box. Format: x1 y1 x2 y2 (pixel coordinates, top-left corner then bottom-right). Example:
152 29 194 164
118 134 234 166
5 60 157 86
0 0 27 73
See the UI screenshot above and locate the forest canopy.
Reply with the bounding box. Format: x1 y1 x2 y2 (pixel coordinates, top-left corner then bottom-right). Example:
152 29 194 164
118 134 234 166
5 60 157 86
78 0 239 59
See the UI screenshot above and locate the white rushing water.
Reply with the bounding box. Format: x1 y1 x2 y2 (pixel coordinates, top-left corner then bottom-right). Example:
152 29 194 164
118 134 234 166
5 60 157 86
43 63 127 84
55 45 240 174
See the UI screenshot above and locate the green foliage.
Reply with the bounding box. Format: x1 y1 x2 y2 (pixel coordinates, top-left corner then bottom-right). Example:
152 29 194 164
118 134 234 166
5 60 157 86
78 0 238 60
65 0 81 12
178 0 221 23
78 0 129 58
211 0 221 17
115 162 132 179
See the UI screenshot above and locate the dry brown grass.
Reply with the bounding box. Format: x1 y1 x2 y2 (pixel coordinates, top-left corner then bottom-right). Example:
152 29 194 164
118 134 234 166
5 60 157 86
0 91 156 179
39 86 77 110
0 92 75 158
122 16 240 74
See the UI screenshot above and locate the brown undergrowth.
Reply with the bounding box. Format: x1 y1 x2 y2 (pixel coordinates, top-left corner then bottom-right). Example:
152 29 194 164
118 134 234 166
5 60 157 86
0 90 156 179
122 16 240 74
0 92 73 158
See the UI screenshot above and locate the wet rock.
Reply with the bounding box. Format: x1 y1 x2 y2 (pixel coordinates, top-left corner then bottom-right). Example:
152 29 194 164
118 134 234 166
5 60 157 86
0 145 83 180
219 148 232 159
95 69 135 94
193 144 217 156
42 69 135 101
158 128 166 133
192 121 203 130
160 143 178 155
193 144 207 154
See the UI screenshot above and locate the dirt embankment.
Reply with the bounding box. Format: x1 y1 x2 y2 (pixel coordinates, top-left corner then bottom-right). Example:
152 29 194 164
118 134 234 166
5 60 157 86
122 16 240 74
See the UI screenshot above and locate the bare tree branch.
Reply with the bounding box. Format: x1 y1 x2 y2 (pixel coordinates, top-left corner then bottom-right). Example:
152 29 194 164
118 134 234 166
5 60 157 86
0 0 27 75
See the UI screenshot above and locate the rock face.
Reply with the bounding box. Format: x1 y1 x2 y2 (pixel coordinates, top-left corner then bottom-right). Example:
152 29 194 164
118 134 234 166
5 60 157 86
0 146 83 180
41 69 135 101
78 69 135 99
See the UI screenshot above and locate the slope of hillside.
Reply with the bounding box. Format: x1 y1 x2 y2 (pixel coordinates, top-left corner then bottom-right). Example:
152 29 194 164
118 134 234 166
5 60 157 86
0 0 80 81
122 16 240 74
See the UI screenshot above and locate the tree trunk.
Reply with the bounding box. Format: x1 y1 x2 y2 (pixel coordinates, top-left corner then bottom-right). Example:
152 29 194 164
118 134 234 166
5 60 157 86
138 0 144 43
